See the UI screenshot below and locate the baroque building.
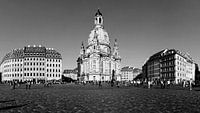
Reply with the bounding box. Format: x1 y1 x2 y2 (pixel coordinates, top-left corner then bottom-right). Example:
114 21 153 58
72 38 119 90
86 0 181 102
142 49 195 84
0 45 62 83
121 66 142 81
77 9 121 82
63 68 78 80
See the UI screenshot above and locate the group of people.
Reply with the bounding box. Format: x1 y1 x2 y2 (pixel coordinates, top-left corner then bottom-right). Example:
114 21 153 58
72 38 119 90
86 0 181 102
9 80 32 90
147 79 194 90
79 80 121 88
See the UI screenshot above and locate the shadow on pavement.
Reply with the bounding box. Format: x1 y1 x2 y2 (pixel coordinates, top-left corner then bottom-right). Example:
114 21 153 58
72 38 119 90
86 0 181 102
0 99 28 111
0 103 28 111
0 100 15 103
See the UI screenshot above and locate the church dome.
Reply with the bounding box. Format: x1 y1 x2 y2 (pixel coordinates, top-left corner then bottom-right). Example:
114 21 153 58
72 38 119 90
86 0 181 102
88 9 110 46
88 27 110 46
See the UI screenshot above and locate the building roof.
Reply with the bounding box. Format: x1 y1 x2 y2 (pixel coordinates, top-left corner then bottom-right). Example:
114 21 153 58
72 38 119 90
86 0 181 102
146 48 194 64
121 66 134 72
0 45 62 64
63 68 77 74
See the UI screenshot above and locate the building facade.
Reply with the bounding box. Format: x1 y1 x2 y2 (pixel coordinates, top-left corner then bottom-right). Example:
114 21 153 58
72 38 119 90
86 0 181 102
121 66 142 81
142 49 195 84
63 68 78 80
0 45 62 82
77 9 121 82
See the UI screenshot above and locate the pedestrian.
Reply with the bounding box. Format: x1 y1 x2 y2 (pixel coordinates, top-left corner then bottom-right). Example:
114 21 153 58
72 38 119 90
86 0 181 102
189 79 192 91
99 81 102 88
183 81 186 88
116 81 120 88
26 81 28 90
148 81 151 89
13 81 16 89
111 80 114 87
28 81 31 89
10 81 13 89
167 80 170 88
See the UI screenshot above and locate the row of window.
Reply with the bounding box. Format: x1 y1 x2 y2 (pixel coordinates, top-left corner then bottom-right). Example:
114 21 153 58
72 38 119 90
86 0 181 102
162 56 174 61
162 61 174 67
46 64 61 67
24 73 45 77
3 58 61 63
3 73 61 78
24 68 45 71
12 59 23 62
25 53 45 57
3 68 61 72
24 62 45 66
46 74 60 77
186 70 193 74
176 55 186 62
161 67 174 72
47 59 61 62
4 62 61 67
177 73 186 77
4 62 61 68
46 69 61 72
161 72 174 78
177 66 185 72
177 61 186 67
4 64 23 68
161 50 175 56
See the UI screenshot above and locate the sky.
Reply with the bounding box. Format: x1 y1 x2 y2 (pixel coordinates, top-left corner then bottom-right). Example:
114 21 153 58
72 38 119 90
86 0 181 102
0 0 200 70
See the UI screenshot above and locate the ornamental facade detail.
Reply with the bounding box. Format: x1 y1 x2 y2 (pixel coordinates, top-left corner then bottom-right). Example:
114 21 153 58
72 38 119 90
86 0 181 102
77 9 121 82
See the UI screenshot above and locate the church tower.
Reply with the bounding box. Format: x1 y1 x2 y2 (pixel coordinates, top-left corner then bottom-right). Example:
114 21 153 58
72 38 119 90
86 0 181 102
113 39 121 59
94 9 103 28
80 41 85 57
112 39 121 81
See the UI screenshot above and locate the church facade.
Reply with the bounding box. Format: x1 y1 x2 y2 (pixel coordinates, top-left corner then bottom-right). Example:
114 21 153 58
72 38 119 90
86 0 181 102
77 10 121 82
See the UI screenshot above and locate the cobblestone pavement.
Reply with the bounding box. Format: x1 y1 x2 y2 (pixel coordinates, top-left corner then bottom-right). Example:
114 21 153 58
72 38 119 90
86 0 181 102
0 84 200 113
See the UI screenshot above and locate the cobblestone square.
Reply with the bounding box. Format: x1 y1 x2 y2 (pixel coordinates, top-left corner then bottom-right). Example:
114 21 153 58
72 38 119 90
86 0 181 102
1 84 200 113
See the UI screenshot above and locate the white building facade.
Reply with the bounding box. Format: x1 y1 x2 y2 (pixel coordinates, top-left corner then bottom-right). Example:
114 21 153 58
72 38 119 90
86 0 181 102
174 52 195 83
0 45 62 82
77 9 121 82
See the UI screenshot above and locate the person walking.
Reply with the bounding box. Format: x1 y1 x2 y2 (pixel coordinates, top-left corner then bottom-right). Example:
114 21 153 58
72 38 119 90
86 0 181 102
116 81 120 88
26 81 28 90
189 79 192 91
148 81 151 89
183 81 186 88
99 81 102 88
28 81 31 89
167 80 170 88
12 81 16 89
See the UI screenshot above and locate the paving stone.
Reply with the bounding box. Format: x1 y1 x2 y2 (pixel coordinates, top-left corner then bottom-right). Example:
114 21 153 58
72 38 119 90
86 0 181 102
1 84 200 112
